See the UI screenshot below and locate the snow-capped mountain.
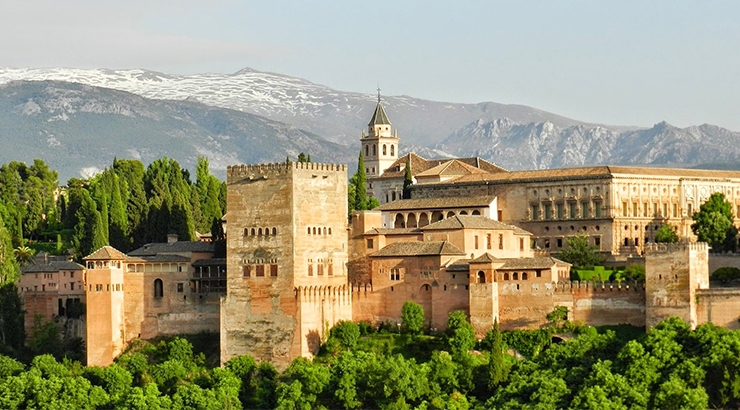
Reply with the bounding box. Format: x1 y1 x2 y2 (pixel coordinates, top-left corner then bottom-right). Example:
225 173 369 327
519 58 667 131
437 118 740 171
0 67 610 147
0 80 355 182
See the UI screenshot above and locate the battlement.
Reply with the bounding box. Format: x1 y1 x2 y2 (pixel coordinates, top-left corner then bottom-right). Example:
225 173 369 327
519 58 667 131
553 280 645 293
644 242 709 254
295 285 351 303
227 162 347 180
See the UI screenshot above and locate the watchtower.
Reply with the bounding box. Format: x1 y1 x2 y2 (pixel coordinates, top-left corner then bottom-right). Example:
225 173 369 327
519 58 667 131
221 162 352 369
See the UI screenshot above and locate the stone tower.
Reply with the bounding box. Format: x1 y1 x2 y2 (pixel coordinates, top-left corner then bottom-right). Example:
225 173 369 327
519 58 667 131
84 246 127 367
468 253 500 337
644 242 709 328
361 93 399 178
221 162 352 369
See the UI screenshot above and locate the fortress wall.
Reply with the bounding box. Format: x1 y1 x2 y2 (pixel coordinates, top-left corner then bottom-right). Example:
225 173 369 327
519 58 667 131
696 288 740 330
498 281 557 330
22 293 56 337
297 285 353 356
469 282 498 337
556 281 646 327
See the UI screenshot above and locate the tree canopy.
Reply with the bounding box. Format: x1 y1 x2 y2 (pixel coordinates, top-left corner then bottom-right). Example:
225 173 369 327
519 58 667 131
692 192 738 252
558 235 606 268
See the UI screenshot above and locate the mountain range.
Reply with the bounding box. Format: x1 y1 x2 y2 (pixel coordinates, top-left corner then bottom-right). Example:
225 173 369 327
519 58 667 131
0 67 738 181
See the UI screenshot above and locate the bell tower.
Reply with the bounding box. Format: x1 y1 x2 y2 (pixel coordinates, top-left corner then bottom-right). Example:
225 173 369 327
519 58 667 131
361 88 399 178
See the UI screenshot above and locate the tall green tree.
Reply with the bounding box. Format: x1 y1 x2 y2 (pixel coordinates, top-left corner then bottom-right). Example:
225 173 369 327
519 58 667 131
692 192 737 251
402 156 413 199
0 283 24 352
655 223 679 243
488 319 506 389
401 301 425 335
558 234 605 268
352 152 368 212
0 218 19 284
71 188 107 260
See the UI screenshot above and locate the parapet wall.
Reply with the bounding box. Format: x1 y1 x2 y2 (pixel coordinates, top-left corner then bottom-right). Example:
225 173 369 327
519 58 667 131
227 162 348 180
644 242 709 254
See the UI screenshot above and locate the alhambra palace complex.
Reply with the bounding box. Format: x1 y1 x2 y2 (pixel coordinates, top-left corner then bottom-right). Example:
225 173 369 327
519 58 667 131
19 99 740 368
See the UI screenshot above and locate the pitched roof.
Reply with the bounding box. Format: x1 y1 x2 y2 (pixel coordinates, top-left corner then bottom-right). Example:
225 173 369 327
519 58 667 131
128 241 214 256
469 253 499 263
126 255 191 263
84 246 128 261
446 256 570 271
440 165 740 186
364 228 422 235
192 258 226 267
374 154 506 180
416 160 488 178
22 260 84 274
498 257 571 270
422 215 531 235
375 196 496 211
368 102 391 126
373 241 465 257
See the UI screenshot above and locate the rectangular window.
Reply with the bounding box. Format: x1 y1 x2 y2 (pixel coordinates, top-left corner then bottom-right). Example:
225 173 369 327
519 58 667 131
487 234 492 250
255 265 265 277
633 202 638 217
663 203 668 217
643 202 648 217
367 239 373 249
595 237 601 248
243 266 251 278
653 203 659 216
318 264 324 275
70 283 74 291
531 204 539 220
556 203 564 219
327 264 333 276
569 203 577 219
673 203 678 217
557 238 563 248
594 201 602 218
474 235 479 249
622 201 628 216
519 238 524 251
177 283 184 293
544 204 552 220
390 269 400 281
544 239 550 249
70 272 75 278
308 264 313 276
498 234 504 250
687 203 693 215
270 264 278 277
581 202 589 219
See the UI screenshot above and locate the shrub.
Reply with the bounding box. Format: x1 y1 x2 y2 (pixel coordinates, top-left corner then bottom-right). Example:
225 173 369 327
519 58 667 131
711 267 740 282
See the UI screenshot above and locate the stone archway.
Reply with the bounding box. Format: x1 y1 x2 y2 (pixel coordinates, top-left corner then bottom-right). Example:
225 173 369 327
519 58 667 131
394 213 405 228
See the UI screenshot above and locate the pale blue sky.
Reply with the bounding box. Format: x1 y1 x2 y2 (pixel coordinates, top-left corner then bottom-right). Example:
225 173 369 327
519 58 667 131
2 0 739 130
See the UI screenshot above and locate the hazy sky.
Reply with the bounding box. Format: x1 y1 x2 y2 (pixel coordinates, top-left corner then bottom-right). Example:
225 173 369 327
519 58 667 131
2 0 739 130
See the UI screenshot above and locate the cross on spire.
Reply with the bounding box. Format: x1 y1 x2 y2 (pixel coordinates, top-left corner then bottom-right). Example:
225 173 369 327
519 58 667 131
377 85 381 103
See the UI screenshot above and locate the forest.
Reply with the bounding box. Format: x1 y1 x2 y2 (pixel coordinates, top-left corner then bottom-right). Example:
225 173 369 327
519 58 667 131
0 302 739 409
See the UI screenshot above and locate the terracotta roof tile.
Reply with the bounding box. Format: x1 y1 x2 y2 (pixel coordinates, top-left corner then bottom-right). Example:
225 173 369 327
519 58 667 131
416 160 488 178
84 246 128 261
373 241 465 257
128 241 214 256
423 215 531 235
375 196 496 211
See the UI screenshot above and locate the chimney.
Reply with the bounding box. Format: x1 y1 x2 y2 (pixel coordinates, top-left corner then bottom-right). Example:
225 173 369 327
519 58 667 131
167 234 179 244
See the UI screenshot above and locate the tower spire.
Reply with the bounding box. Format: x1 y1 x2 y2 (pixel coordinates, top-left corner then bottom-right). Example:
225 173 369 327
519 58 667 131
377 85 381 103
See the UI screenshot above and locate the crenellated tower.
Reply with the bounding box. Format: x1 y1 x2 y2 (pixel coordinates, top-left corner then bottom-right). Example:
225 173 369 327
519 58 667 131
361 90 399 178
221 162 352 369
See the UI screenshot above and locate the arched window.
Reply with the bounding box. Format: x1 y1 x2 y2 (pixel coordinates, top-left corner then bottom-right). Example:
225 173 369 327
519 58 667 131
383 145 387 155
477 271 486 283
422 284 430 291
243 228 248 236
372 144 376 156
522 272 528 280
323 227 327 235
391 145 395 156
307 227 311 235
258 228 263 236
154 279 163 298
513 272 519 280
365 145 369 156
503 273 509 280
251 228 256 236
263 227 269 236
313 227 317 235
272 227 277 235
328 228 332 235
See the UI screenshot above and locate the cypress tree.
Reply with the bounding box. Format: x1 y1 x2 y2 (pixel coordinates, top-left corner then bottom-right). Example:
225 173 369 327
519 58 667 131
0 217 19 284
402 156 413 199
354 152 368 211
488 318 506 389
108 174 128 251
